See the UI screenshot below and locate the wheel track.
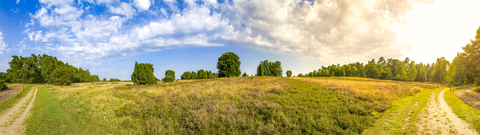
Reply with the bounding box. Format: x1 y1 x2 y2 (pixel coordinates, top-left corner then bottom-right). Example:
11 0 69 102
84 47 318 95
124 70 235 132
416 89 478 135
0 86 38 135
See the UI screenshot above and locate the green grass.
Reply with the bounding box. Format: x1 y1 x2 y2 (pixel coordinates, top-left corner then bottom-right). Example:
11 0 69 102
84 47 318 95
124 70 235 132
0 85 34 113
362 88 444 134
26 77 444 134
444 88 480 132
25 86 111 134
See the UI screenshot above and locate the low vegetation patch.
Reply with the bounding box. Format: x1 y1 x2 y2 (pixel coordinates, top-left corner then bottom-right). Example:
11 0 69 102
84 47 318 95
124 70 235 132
444 88 480 132
473 87 480 92
32 77 443 134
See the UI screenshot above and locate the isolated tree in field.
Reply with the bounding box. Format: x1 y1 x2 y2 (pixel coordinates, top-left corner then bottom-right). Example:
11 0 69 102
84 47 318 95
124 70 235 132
286 70 292 77
103 78 107 82
131 62 157 85
217 52 241 77
165 70 175 79
297 73 304 77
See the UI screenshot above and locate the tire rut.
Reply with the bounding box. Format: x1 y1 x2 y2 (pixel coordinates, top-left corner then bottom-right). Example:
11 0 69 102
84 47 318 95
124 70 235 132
416 89 478 135
0 86 38 135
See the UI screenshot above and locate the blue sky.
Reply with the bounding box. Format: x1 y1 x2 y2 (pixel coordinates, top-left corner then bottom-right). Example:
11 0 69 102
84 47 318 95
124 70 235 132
1 0 480 80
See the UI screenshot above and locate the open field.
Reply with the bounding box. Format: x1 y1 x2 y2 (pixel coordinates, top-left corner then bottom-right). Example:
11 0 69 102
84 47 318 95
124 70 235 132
26 77 445 134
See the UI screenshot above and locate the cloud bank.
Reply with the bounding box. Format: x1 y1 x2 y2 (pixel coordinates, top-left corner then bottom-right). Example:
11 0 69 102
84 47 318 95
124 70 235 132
27 0 434 66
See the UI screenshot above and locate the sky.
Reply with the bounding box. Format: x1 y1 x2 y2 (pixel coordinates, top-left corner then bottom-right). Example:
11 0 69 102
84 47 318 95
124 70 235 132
0 0 479 80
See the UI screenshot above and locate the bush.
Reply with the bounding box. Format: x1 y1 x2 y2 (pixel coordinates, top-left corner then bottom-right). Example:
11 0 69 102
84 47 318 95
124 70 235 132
110 78 121 82
131 62 157 85
162 75 175 82
0 80 7 90
473 87 480 92
165 70 175 79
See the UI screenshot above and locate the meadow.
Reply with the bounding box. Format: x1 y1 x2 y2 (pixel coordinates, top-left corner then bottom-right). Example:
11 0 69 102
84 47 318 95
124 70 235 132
26 77 444 134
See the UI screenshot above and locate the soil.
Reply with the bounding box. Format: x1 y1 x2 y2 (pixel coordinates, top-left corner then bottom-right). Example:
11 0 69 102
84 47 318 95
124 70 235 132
0 86 26 104
416 89 478 135
0 86 38 135
453 88 480 111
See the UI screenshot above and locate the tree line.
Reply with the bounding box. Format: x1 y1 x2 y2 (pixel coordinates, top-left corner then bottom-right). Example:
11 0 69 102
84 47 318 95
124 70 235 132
296 26 480 86
0 54 99 86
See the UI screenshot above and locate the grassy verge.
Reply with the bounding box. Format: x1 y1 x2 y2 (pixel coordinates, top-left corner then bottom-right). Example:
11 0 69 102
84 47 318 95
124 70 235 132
0 85 34 113
362 88 444 134
25 86 107 134
444 88 480 132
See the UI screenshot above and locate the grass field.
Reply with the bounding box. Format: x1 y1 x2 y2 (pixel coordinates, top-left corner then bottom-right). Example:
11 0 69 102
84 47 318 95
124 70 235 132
26 77 444 134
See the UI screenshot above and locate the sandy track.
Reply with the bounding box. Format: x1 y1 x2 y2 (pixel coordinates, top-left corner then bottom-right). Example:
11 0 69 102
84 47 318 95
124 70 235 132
454 88 480 110
0 86 37 135
416 89 478 135
0 86 25 104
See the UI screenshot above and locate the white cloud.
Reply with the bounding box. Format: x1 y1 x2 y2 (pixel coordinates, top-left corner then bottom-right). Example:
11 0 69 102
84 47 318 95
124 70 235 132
108 2 136 18
0 31 7 54
134 0 151 12
16 0 20 4
29 0 437 66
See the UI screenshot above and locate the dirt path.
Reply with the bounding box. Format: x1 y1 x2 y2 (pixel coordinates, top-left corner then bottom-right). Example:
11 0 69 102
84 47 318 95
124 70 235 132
0 86 37 135
0 86 25 104
453 88 480 111
416 89 478 135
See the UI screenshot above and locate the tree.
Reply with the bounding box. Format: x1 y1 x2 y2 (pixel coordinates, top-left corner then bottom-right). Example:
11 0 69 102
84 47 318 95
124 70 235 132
242 72 248 77
162 75 175 82
103 78 107 82
286 70 292 77
217 52 241 77
181 71 191 80
165 70 175 79
406 61 417 81
50 63 75 86
257 60 283 77
297 73 304 77
131 62 157 85
432 57 449 83
257 64 265 76
461 26 480 85
191 71 198 79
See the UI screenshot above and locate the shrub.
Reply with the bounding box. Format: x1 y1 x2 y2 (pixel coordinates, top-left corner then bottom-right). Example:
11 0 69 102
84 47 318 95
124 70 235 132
131 62 157 85
165 70 175 79
162 75 175 82
110 78 121 82
473 87 480 92
0 80 7 90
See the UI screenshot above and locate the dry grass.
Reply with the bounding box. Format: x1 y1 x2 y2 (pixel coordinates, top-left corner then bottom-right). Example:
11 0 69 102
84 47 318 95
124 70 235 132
28 77 445 134
293 77 444 105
